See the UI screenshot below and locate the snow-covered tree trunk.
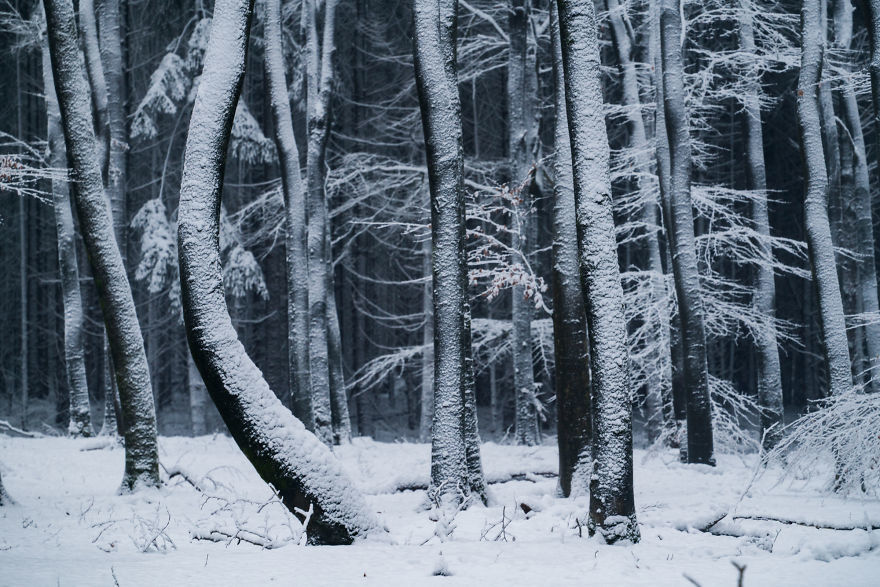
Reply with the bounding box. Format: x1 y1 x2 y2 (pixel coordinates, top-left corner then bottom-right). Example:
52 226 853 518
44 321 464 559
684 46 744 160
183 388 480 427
659 0 714 465
508 0 539 447
44 0 159 489
607 0 672 444
264 0 312 424
738 1 784 446
461 300 487 502
41 31 93 439
797 0 852 397
413 0 485 506
77 0 109 170
305 0 337 446
188 352 209 435
550 1 590 498
176 0 379 544
326 228 352 444
556 0 640 543
420 234 434 442
866 0 880 170
100 330 121 436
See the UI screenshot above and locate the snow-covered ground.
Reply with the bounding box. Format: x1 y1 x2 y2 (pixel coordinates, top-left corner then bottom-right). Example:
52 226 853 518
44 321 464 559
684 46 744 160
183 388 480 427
0 435 878 586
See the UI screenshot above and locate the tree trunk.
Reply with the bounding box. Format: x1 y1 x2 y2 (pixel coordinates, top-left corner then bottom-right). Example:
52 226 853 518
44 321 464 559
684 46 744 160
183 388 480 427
264 0 312 424
420 233 434 442
557 0 640 544
77 0 109 171
737 0 784 447
659 0 715 465
42 30 93 438
508 0 539 447
326 237 352 444
413 0 486 507
797 0 853 397
44 0 159 490
177 0 379 544
865 0 880 174
550 1 590 498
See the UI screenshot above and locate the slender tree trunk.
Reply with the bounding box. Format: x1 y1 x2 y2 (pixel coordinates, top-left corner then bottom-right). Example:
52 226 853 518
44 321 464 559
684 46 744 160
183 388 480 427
420 233 434 442
865 0 880 169
508 0 539 447
557 0 640 544
413 0 486 507
550 2 590 498
659 0 715 465
42 31 93 438
305 0 337 446
188 352 209 435
100 329 121 436
326 235 352 444
737 1 784 446
177 0 379 544
78 0 109 170
265 0 312 424
797 0 853 397
44 0 159 490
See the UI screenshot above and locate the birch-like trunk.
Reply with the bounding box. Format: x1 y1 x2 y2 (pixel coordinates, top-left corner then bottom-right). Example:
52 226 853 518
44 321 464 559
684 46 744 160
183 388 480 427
508 0 539 447
797 0 853 397
420 233 434 442
77 0 109 170
550 2 590 498
557 0 640 544
737 1 784 446
42 30 93 438
43 0 158 489
264 0 312 424
659 0 714 465
177 0 379 544
413 0 486 507
326 232 352 444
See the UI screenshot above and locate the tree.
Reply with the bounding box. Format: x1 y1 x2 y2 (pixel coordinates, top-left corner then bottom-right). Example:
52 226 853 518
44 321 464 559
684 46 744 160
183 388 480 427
0 470 8 505
797 0 852 397
556 0 639 543
176 0 379 544
658 0 715 465
549 1 590 498
41 24 92 438
43 0 159 490
413 0 486 507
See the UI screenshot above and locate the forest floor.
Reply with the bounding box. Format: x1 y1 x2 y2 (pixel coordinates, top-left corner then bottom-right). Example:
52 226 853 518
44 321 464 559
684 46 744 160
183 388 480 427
0 435 878 586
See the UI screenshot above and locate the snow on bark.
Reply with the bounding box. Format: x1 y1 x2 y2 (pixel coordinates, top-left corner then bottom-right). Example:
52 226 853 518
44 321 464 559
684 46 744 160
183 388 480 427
41 32 93 439
264 0 312 425
550 2 590 499
326 226 352 444
305 0 337 447
77 0 109 170
176 0 379 544
413 0 486 507
0 470 9 506
100 330 121 436
420 234 434 443
797 0 853 397
867 1 880 173
508 0 539 447
659 0 715 465
737 2 784 447
556 0 639 543
43 0 158 489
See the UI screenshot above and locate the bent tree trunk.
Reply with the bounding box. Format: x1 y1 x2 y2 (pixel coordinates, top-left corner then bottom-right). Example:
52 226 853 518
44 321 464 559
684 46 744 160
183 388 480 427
737 2 784 446
177 0 378 544
557 0 640 543
264 0 311 424
42 34 93 438
797 0 852 397
44 0 158 490
413 0 486 507
659 0 714 465
550 2 590 498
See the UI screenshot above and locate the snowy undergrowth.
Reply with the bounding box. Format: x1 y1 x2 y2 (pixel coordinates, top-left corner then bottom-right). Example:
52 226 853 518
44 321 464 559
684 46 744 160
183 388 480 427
0 435 878 586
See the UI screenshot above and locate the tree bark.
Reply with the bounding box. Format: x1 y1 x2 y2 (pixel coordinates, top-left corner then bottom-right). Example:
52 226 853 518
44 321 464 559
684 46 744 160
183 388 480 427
659 0 715 465
44 0 158 490
78 0 109 171
557 0 640 543
797 0 853 397
737 0 784 446
326 236 352 444
177 0 379 544
420 233 434 442
42 29 93 438
550 1 590 498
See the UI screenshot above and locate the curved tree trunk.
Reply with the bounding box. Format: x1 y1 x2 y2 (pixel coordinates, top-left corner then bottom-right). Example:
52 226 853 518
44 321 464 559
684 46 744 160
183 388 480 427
550 2 591 498
77 0 109 171
797 0 852 397
264 0 312 424
659 0 715 465
413 0 486 507
43 0 158 490
177 0 379 544
737 1 784 447
41 32 93 438
556 0 640 544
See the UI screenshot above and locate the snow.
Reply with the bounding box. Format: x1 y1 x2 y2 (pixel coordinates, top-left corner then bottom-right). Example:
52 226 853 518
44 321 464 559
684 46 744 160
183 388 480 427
1 435 878 585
